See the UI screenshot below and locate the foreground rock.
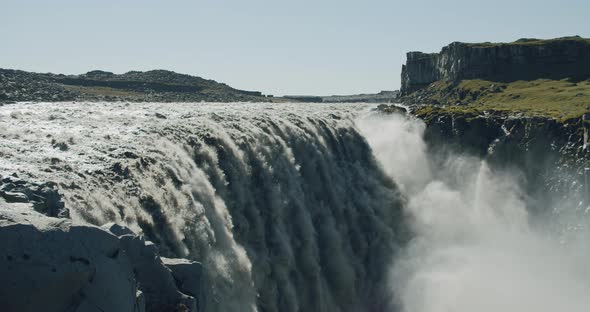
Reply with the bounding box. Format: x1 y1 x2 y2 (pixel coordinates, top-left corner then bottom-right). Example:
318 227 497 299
161 258 205 311
0 199 202 312
104 223 197 312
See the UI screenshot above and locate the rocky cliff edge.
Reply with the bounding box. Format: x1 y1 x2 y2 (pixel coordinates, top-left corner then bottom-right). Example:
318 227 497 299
0 174 204 312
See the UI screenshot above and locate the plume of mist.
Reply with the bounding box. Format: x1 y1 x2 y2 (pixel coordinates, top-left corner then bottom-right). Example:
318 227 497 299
357 112 590 312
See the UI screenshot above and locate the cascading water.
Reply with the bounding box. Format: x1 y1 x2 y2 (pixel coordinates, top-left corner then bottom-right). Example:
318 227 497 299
357 113 590 312
0 102 406 312
3 101 589 312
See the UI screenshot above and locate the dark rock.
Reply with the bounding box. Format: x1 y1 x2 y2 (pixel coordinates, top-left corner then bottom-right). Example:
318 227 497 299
162 257 204 310
1 191 29 203
101 223 197 312
0 183 16 192
376 104 407 115
103 222 135 237
52 140 69 151
122 151 140 159
0 205 138 312
0 202 201 312
418 111 590 211
118 235 196 312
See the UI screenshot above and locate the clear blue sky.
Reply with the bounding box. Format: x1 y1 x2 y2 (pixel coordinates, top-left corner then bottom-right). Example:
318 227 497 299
1 0 589 96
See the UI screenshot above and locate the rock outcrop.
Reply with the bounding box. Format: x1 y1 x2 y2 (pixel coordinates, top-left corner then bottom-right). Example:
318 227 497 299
161 258 204 311
0 203 140 312
0 176 203 312
0 175 68 217
401 36 590 94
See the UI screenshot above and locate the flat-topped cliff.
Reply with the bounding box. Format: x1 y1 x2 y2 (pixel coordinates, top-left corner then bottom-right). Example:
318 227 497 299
401 36 590 94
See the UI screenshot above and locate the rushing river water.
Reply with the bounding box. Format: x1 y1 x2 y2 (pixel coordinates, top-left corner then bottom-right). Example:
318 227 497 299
0 102 589 312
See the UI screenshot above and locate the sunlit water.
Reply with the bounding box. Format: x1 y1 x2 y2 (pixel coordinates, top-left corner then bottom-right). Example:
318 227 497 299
1 102 589 311
0 102 404 312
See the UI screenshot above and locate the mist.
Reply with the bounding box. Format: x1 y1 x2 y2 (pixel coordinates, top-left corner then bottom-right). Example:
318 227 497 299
357 112 590 312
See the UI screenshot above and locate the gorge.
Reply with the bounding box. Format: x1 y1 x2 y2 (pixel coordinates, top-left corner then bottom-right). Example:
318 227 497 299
1 36 590 312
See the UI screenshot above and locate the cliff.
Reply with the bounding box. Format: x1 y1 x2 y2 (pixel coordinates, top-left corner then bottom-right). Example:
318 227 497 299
401 36 590 94
0 69 269 103
416 108 589 204
392 36 590 209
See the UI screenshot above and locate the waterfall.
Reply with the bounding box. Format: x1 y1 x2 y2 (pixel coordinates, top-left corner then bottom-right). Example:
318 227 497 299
5 101 588 312
0 102 407 312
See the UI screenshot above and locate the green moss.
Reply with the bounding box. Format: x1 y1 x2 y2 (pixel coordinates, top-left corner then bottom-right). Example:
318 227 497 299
413 78 590 122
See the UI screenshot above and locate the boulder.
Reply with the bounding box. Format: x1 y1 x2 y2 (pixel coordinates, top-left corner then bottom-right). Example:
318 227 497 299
162 257 204 311
103 223 197 312
0 201 201 312
0 191 29 203
0 203 138 312
0 176 67 217
118 235 196 312
102 222 135 237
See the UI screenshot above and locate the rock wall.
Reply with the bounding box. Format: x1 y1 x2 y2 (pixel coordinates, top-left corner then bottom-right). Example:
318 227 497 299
416 110 590 212
400 36 590 94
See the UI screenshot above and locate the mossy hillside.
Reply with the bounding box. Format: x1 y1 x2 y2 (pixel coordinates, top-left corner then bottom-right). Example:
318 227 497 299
413 78 590 122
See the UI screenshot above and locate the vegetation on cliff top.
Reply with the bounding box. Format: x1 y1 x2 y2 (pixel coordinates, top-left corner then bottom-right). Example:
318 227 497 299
465 35 590 48
411 78 590 122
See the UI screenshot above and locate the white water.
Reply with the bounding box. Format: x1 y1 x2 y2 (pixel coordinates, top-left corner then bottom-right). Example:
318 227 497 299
0 102 403 312
2 101 590 311
357 113 590 312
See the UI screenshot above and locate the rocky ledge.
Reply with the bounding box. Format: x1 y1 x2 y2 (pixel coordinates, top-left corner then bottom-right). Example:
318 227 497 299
0 175 203 312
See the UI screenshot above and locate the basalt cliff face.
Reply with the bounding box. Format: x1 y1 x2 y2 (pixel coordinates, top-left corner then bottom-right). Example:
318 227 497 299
417 109 590 210
400 36 590 94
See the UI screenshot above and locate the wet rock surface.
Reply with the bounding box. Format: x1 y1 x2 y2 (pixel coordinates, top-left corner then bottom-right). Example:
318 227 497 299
415 110 590 213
